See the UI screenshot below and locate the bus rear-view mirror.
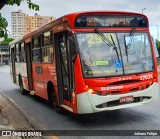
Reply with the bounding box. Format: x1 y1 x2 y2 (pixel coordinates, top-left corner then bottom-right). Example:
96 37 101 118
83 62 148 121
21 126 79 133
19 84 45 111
68 37 78 56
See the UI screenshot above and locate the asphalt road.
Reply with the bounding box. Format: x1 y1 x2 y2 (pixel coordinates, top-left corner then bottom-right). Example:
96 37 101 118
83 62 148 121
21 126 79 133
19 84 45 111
0 66 160 139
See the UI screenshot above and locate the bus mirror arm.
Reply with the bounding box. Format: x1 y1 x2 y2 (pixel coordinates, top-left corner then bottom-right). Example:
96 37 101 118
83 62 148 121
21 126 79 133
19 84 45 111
72 54 77 63
67 27 75 35
68 37 78 57
67 27 78 57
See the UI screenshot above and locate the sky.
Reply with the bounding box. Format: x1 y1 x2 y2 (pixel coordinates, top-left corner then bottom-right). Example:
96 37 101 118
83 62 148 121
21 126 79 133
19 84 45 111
1 0 160 40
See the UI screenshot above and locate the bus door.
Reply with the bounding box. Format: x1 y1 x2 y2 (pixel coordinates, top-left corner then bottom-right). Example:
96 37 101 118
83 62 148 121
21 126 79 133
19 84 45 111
55 33 72 106
25 42 33 90
11 46 16 83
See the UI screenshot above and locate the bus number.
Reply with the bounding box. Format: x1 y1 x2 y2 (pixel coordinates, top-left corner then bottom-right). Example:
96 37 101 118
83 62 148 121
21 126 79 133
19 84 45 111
139 74 153 80
87 34 102 45
87 33 117 45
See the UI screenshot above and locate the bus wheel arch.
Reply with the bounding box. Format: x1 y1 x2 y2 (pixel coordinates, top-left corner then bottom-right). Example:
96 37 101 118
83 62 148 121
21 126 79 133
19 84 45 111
47 81 63 114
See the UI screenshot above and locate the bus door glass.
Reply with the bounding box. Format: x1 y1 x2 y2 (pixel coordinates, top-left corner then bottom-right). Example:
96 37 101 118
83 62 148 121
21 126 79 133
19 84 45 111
56 33 71 104
25 42 33 90
10 46 16 83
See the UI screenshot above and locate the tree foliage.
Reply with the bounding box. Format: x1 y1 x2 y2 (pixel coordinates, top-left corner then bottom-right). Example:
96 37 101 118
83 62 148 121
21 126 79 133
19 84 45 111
7 0 39 11
1 38 14 44
0 13 8 39
0 0 39 39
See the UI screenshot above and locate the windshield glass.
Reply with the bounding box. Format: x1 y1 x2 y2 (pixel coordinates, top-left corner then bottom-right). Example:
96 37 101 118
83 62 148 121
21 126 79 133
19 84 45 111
77 32 153 77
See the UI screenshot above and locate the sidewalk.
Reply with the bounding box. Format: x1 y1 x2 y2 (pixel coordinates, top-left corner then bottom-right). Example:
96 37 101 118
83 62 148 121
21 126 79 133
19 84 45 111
0 93 42 139
0 66 53 139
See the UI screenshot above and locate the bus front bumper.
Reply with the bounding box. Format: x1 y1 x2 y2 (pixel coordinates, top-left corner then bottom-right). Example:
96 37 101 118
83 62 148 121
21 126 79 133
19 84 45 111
76 82 159 114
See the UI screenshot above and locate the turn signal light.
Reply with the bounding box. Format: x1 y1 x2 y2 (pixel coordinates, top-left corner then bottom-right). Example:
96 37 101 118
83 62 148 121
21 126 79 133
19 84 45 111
85 85 89 89
150 82 153 85
88 89 94 94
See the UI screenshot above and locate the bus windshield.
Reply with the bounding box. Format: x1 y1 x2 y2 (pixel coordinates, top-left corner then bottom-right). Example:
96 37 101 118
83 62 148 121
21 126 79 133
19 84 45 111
77 32 153 77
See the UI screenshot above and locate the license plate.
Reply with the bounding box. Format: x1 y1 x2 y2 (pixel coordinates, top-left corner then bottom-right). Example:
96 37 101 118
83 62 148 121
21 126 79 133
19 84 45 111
119 96 134 103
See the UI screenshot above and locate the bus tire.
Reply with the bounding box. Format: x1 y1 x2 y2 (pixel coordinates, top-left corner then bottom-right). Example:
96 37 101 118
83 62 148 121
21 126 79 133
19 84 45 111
51 89 63 114
19 76 27 95
48 83 54 107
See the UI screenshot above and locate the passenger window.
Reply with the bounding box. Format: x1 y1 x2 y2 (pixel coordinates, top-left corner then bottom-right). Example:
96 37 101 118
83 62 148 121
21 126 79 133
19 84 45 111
42 31 53 63
15 43 20 62
32 36 42 62
33 37 39 48
20 42 26 62
43 31 52 47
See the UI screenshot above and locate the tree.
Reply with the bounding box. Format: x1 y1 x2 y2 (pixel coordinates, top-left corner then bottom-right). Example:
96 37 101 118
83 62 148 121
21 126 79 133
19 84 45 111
0 0 39 39
1 38 14 44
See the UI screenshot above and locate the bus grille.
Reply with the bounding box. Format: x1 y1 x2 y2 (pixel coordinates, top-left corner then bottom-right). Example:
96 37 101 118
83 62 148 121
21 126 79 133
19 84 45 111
96 97 151 108
109 83 152 95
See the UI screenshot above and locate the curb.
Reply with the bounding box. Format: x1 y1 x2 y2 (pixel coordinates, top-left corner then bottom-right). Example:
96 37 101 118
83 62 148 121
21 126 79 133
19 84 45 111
0 92 45 139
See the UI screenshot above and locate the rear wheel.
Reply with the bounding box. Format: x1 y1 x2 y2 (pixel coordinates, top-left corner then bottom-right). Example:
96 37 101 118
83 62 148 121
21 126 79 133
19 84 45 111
19 77 27 95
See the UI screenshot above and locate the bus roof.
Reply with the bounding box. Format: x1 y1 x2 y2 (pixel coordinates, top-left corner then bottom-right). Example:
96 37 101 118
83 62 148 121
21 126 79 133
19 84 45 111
65 10 146 17
13 11 148 44
9 37 23 46
65 10 148 28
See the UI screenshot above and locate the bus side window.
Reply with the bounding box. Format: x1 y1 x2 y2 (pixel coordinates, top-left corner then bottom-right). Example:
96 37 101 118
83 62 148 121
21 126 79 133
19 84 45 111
20 42 26 62
42 31 53 63
32 36 42 63
15 43 20 63
152 37 159 57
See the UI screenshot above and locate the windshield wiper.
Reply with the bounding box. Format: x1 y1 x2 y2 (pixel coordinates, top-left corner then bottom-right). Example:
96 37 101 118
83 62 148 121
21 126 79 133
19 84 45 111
94 28 120 61
127 28 135 49
124 36 129 63
124 28 135 63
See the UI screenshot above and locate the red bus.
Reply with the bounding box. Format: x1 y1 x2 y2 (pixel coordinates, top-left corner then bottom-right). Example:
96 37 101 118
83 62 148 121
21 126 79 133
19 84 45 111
10 11 159 114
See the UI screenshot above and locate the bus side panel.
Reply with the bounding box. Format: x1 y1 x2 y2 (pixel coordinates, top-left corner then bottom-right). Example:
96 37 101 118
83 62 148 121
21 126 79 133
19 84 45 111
20 63 27 77
42 64 56 100
14 62 29 90
15 62 21 85
32 63 46 99
22 77 29 90
34 80 46 99
20 63 29 90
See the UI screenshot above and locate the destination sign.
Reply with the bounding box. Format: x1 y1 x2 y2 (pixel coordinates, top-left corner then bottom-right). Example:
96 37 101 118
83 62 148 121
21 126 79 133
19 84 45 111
75 15 148 28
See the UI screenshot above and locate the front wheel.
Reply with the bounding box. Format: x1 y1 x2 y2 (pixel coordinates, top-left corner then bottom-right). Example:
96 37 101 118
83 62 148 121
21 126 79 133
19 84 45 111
51 90 63 114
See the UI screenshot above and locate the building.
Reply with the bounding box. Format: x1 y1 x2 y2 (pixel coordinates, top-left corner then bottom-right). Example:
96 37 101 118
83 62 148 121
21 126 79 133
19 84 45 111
11 9 27 39
11 10 55 39
0 44 9 65
26 13 54 33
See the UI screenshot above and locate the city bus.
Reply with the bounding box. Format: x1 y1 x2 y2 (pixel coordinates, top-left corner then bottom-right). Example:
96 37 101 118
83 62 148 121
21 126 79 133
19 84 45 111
9 11 159 114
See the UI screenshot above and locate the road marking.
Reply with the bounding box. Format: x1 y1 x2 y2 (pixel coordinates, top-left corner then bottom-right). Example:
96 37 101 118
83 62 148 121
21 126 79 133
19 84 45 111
52 136 59 139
